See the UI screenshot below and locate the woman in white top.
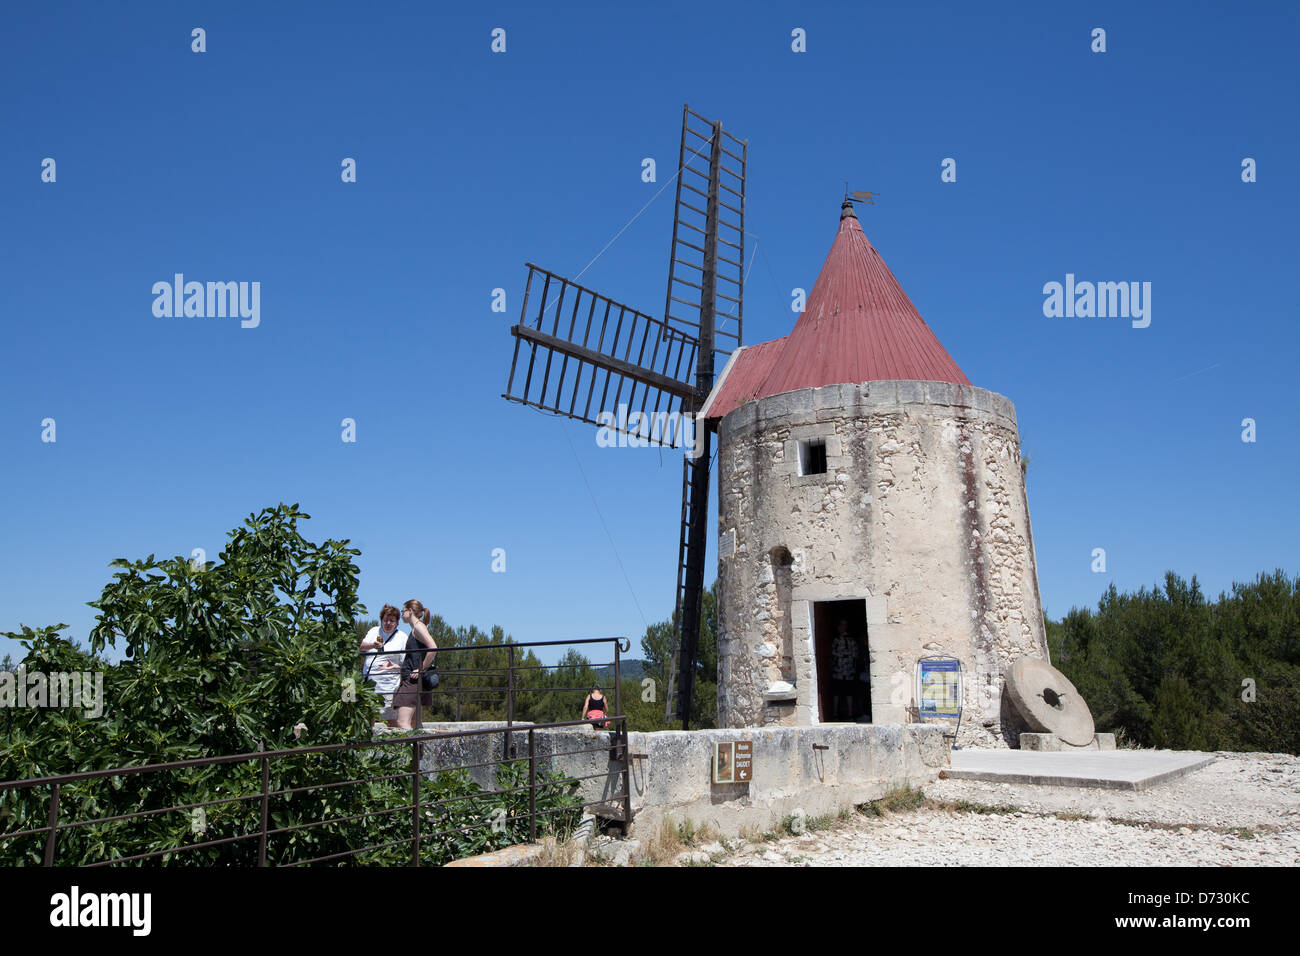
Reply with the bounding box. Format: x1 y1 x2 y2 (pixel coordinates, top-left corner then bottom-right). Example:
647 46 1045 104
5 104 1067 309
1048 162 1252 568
360 604 407 727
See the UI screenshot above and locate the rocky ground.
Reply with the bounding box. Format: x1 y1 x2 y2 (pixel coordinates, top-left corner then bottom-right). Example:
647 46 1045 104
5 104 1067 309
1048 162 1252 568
592 752 1300 867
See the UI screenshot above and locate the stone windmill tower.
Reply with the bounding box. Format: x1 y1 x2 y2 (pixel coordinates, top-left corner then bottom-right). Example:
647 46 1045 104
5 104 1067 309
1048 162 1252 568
700 200 1049 746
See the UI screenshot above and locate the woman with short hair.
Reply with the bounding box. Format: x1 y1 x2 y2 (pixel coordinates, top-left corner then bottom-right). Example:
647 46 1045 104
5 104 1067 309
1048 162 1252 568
359 604 406 728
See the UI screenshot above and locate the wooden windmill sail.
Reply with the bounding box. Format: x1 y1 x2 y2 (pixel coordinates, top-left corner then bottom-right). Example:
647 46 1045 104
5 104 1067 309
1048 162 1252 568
502 104 747 728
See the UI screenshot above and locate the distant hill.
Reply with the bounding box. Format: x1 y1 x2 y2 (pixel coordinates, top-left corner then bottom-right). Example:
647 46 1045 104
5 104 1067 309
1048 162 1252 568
595 659 649 683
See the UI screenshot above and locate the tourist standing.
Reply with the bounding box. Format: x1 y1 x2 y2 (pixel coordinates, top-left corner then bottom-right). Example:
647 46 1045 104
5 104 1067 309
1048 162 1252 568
360 605 407 727
831 619 857 720
395 600 438 730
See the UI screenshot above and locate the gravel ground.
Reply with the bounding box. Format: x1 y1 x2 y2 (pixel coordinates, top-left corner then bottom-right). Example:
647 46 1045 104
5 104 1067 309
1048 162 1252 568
697 752 1300 867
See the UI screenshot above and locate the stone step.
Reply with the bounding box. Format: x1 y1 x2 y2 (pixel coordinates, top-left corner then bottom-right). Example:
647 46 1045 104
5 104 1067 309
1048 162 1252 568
943 750 1216 791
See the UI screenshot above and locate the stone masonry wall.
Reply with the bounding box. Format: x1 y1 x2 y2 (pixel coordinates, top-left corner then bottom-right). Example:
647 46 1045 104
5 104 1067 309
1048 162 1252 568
715 380 1049 746
416 722 949 840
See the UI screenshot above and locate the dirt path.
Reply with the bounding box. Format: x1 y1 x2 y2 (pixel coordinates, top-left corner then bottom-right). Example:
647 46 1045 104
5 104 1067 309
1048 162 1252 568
689 752 1300 867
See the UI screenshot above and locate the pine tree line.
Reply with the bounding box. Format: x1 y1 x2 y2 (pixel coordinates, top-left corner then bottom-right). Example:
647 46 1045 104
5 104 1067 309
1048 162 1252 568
1047 570 1299 754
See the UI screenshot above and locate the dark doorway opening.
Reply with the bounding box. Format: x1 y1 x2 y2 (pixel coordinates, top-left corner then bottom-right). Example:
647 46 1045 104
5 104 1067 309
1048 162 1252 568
813 599 871 723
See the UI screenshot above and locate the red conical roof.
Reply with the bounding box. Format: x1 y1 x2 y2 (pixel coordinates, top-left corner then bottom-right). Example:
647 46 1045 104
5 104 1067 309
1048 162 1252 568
702 202 970 421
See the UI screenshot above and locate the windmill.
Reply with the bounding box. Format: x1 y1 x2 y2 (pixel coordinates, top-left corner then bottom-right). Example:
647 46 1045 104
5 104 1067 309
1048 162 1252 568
502 104 747 728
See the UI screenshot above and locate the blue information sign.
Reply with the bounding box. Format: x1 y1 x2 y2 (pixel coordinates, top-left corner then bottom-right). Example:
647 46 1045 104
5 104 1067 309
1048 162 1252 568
916 657 963 719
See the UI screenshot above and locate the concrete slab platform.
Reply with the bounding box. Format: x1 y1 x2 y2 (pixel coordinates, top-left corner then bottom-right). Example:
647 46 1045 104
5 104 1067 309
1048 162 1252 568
942 750 1216 791
1019 732 1116 752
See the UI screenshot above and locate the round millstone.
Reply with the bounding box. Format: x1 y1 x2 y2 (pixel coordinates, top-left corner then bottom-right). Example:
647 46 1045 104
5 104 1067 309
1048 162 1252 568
1006 658 1095 746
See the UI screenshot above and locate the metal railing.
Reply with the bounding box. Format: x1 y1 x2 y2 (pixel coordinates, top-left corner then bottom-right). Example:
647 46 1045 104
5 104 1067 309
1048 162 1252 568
0 637 636 866
361 635 632 730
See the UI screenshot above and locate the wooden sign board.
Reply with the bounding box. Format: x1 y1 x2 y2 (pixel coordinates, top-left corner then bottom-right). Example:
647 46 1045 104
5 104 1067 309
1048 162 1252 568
733 741 753 781
713 740 754 784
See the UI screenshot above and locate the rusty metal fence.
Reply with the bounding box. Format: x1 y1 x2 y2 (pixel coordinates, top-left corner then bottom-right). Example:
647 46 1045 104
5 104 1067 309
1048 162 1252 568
383 635 633 729
0 637 635 866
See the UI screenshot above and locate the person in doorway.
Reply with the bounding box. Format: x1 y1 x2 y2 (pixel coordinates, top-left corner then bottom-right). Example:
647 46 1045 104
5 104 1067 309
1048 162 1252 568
395 600 438 730
854 629 872 722
830 618 857 720
360 605 407 728
582 685 609 728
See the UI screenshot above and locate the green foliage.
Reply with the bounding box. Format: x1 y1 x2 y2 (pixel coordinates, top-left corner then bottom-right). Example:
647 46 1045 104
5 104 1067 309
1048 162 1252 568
0 499 734 865
0 504 582 866
0 505 410 865
781 812 835 834
408 624 602 726
1047 570 1300 754
638 580 719 729
857 785 927 817
1150 674 1210 750
411 579 721 732
618 677 668 732
1225 664 1300 755
3 504 374 766
419 761 582 866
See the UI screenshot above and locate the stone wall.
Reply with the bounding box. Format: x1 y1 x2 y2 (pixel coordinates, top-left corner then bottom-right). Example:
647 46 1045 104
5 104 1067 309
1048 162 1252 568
414 722 949 838
715 380 1048 746
621 723 947 836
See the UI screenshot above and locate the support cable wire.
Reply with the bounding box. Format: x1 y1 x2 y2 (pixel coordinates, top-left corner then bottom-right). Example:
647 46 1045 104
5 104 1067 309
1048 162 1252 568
557 417 650 633
757 237 790 325
514 119 744 662
531 132 717 326
519 124 725 636
713 233 759 344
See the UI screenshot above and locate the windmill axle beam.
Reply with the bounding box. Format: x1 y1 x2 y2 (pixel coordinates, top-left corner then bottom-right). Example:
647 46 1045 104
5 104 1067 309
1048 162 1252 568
510 325 698 403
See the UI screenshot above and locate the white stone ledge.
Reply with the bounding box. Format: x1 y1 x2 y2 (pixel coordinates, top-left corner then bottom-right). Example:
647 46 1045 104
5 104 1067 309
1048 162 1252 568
721 382 1020 441
763 681 797 701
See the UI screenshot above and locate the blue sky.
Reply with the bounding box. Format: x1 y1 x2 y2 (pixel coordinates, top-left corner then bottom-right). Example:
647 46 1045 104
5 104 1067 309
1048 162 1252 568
2 1 1297 665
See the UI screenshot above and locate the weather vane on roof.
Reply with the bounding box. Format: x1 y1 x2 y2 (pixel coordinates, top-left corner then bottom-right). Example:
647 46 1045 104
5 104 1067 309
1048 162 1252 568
843 186 879 206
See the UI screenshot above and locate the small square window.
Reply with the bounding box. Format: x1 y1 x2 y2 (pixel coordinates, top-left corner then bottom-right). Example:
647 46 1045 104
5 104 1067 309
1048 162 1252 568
799 438 827 476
